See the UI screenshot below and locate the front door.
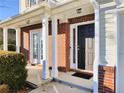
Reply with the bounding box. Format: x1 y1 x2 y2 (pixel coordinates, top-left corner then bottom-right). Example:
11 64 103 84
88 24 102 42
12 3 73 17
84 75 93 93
30 29 43 64
70 23 94 71
78 24 95 70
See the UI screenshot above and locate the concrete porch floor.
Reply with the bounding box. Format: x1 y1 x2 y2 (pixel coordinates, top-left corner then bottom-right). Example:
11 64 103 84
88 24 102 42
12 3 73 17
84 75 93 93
26 65 92 93
57 71 93 90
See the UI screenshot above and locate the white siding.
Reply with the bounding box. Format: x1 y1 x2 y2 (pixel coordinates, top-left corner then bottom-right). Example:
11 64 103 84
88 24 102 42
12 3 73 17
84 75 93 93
99 5 116 66
105 13 115 65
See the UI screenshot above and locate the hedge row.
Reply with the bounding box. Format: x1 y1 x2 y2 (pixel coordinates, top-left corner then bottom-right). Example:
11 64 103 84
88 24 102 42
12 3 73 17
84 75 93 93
0 51 27 90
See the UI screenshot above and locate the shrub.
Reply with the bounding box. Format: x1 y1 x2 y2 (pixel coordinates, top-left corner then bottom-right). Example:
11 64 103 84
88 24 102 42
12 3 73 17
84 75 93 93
0 84 9 93
0 51 27 90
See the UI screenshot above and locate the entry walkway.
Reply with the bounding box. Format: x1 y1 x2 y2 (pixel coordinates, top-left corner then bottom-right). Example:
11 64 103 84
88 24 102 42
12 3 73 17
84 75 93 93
30 82 91 93
26 65 92 93
26 64 52 86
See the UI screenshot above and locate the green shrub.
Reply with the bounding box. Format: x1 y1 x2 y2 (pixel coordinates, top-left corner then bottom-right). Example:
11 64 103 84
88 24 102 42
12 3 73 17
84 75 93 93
0 84 9 93
0 51 27 90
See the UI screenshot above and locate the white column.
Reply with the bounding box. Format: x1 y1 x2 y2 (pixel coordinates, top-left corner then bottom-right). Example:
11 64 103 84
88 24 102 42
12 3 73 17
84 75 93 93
3 27 8 51
91 0 100 93
115 9 124 93
42 14 49 80
16 28 21 53
115 11 120 93
51 16 58 78
93 8 100 93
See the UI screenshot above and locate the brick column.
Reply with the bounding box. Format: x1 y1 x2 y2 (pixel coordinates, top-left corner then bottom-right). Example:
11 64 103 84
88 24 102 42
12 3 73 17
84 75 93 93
98 66 115 93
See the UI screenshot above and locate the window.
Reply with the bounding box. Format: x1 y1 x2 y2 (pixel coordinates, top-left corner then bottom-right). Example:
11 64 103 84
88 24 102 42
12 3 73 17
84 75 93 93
8 29 16 51
0 28 3 50
26 0 37 7
30 0 37 6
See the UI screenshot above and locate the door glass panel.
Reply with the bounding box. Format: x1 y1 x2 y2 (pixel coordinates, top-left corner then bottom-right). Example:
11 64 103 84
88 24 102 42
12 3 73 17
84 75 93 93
41 40 43 60
77 25 85 69
33 33 38 59
73 28 76 63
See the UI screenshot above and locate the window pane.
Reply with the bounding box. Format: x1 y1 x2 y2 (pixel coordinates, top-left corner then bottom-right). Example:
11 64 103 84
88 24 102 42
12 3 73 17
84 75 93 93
41 40 43 60
8 29 16 51
33 33 38 59
30 0 37 6
73 28 76 63
0 28 3 50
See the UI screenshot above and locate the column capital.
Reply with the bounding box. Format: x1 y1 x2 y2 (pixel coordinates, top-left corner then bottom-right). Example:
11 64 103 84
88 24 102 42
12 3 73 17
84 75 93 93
3 27 8 30
41 13 50 21
90 0 100 9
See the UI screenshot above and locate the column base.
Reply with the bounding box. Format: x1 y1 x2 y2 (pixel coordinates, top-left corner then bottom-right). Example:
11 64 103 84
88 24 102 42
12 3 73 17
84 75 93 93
42 60 49 80
98 65 115 93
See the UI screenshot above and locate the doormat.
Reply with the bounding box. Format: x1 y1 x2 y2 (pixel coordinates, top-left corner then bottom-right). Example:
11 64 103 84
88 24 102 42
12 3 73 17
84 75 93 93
72 72 93 79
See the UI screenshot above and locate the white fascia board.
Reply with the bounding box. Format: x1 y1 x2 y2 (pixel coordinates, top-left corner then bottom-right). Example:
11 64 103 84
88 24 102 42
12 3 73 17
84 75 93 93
0 6 45 27
95 0 113 4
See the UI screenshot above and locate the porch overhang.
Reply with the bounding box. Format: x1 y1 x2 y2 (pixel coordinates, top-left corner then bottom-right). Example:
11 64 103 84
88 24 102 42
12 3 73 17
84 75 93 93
0 6 49 28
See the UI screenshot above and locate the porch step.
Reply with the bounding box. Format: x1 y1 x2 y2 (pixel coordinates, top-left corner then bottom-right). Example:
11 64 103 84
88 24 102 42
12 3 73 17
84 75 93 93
53 78 93 92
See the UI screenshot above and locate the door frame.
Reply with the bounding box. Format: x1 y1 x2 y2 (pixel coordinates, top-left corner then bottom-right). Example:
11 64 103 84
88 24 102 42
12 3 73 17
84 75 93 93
70 20 95 70
30 29 42 64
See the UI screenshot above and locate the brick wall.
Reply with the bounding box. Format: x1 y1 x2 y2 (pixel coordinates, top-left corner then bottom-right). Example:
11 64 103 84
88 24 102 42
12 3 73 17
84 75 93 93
58 23 70 71
20 22 70 72
98 65 115 93
20 14 94 71
68 14 94 24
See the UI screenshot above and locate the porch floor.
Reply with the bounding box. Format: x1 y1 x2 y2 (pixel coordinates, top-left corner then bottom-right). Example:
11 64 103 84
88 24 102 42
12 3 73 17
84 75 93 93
30 81 91 93
56 71 93 90
26 64 92 93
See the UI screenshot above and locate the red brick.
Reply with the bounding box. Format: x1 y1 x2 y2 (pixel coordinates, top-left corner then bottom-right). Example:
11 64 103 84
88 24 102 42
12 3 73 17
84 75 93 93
98 65 115 93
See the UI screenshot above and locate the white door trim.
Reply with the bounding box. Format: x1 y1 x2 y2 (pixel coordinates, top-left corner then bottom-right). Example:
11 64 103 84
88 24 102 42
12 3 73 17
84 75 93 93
70 20 95 70
30 28 42 64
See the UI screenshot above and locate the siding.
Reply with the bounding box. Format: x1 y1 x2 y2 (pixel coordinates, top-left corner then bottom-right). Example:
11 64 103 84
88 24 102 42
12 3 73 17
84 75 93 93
105 13 115 65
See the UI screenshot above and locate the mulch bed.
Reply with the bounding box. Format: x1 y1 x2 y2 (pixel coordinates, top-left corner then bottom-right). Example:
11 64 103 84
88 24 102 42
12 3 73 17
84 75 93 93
9 81 38 93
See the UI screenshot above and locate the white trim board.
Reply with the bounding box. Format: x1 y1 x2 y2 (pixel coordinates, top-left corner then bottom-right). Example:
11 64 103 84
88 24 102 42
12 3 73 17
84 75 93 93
30 28 43 65
70 20 95 70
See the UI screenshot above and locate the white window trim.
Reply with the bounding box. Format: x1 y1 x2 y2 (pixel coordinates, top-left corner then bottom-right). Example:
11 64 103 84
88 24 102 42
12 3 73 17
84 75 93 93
30 29 43 64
